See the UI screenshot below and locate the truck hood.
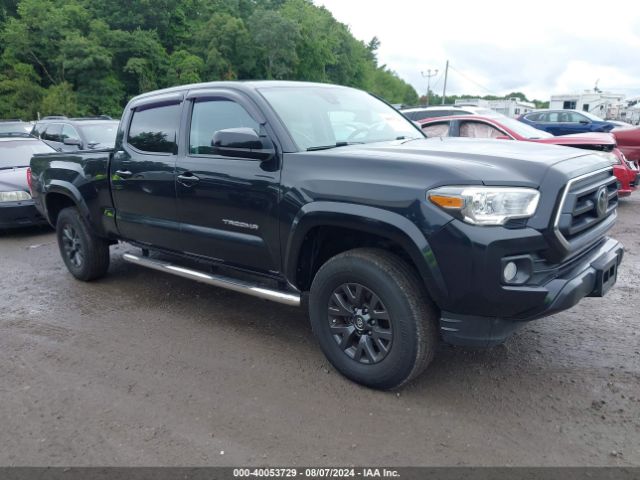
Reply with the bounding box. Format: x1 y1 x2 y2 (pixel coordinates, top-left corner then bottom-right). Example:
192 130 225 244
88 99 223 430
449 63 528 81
316 137 612 187
0 166 29 192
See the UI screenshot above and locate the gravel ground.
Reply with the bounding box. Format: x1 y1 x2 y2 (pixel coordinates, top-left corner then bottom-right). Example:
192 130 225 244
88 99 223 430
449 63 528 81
0 196 638 467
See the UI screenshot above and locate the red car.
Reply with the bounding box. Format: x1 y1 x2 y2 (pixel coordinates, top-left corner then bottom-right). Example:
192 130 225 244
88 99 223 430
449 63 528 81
611 124 640 164
420 115 639 197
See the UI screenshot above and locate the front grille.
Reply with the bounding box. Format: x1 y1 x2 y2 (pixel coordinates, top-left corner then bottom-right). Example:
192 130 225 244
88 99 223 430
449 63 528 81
554 168 617 251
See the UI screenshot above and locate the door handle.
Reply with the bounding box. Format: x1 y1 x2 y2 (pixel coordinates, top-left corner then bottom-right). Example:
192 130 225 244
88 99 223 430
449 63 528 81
177 173 200 186
115 170 133 179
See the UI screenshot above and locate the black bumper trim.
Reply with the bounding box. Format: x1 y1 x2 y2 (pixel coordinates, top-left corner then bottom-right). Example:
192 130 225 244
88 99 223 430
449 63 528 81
440 237 624 347
0 201 48 229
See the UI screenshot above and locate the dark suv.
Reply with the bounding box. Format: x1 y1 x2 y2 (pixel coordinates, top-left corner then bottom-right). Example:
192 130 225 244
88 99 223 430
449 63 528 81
31 116 119 151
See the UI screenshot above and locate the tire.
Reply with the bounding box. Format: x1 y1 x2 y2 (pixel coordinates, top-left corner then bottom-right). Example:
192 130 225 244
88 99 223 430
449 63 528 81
56 206 110 281
309 248 438 390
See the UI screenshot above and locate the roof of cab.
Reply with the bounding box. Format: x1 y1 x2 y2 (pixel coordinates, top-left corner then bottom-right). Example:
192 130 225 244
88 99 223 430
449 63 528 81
128 80 355 103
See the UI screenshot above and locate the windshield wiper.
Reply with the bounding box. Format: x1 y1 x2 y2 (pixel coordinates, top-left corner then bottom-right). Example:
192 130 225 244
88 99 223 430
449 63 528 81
306 141 364 151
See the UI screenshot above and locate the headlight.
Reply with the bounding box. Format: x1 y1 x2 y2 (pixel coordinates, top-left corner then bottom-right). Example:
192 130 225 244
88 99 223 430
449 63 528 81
0 191 31 202
428 186 540 226
594 151 620 165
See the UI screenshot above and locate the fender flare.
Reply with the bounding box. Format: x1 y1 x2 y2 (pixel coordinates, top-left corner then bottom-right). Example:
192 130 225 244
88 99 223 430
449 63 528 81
44 180 93 227
284 201 448 305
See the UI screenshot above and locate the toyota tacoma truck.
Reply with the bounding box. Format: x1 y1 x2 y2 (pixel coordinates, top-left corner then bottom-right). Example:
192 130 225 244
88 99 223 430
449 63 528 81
29 81 624 389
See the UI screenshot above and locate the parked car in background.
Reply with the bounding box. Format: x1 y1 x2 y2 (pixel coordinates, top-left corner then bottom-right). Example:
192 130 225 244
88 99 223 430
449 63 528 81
401 105 500 121
420 115 638 197
0 134 54 229
610 125 640 164
0 120 33 135
518 110 617 136
31 116 119 152
608 120 635 129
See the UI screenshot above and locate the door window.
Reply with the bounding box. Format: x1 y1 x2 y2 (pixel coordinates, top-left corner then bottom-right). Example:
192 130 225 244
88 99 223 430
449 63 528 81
61 124 81 143
459 121 504 138
422 122 450 137
567 112 588 123
42 124 62 142
128 103 181 154
189 99 259 155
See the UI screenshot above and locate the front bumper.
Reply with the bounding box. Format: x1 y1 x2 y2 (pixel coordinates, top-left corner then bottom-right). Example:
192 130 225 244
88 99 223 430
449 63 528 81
438 237 623 347
0 200 48 229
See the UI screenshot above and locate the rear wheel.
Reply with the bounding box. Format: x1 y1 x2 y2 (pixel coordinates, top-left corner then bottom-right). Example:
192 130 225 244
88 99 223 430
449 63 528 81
56 207 110 281
309 248 438 389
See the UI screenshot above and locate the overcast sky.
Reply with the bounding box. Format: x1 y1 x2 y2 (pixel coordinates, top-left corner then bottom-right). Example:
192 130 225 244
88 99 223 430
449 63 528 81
314 0 640 101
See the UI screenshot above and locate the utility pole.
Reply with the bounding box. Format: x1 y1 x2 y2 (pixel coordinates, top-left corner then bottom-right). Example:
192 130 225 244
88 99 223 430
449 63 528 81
421 69 438 106
441 60 449 105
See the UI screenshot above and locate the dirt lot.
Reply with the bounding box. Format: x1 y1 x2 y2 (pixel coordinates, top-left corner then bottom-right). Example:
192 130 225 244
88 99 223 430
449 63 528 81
1 196 639 467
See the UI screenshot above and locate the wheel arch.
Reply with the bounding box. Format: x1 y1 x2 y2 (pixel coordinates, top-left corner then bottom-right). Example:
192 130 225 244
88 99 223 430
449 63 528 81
44 181 91 228
284 202 448 306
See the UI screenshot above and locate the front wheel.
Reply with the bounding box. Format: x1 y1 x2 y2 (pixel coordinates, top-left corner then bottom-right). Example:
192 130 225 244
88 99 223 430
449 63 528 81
56 207 110 281
309 248 438 389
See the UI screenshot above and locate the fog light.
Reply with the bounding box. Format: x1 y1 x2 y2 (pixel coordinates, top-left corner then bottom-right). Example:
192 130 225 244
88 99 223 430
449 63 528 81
503 262 518 282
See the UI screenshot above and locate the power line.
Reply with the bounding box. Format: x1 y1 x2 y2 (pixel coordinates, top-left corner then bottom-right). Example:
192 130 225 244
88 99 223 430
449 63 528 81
447 64 495 95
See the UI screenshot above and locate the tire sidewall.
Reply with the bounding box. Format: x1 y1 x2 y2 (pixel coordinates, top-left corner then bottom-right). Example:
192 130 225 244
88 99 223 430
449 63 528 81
310 255 420 388
56 208 93 281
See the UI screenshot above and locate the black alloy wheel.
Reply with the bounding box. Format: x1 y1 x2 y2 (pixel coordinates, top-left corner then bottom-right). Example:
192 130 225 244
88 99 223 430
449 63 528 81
328 283 392 364
61 224 84 268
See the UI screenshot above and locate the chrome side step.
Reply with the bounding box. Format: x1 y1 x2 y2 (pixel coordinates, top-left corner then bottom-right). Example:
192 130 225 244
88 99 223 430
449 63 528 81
122 253 300 307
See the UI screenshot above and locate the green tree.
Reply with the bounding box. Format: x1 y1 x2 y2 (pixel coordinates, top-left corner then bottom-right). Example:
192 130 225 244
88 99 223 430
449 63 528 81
40 81 78 116
248 8 300 79
0 62 43 118
167 49 204 85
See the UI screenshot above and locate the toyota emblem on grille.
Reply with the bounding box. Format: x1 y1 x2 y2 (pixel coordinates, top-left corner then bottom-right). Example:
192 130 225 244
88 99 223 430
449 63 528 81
596 187 608 218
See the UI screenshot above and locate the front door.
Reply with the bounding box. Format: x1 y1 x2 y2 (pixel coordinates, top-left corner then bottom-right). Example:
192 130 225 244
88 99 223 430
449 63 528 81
110 98 183 248
175 91 281 275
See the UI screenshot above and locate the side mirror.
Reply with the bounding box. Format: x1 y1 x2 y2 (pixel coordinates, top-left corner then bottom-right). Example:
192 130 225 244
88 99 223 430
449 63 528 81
495 135 512 140
63 137 82 147
211 128 274 161
579 120 590 125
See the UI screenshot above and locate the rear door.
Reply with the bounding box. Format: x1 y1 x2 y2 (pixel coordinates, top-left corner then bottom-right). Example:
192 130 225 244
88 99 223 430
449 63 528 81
174 89 281 274
110 94 184 248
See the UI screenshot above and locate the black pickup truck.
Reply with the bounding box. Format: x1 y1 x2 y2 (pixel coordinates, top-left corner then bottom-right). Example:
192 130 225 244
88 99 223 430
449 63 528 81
30 81 623 389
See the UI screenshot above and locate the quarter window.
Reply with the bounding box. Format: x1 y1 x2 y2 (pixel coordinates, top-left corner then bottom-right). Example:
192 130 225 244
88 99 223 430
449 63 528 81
189 98 259 155
128 103 181 154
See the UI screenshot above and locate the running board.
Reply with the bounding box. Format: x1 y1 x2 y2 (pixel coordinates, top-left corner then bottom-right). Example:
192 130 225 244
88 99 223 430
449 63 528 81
122 253 300 307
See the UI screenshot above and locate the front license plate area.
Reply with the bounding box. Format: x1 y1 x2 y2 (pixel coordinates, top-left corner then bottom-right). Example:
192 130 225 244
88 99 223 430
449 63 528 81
592 256 618 297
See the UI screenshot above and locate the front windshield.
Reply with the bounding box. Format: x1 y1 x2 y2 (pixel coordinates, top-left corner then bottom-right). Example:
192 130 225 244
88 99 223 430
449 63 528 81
259 86 423 150
498 117 553 139
0 140 54 168
81 122 119 147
